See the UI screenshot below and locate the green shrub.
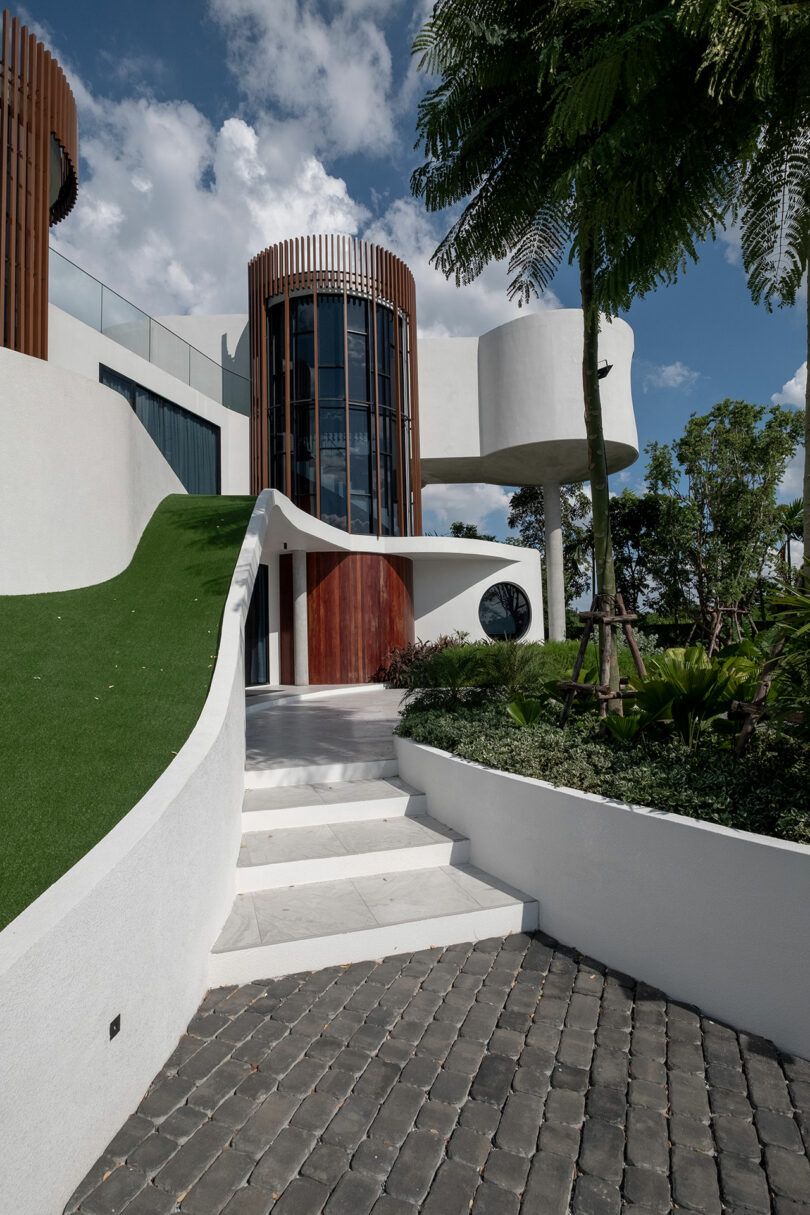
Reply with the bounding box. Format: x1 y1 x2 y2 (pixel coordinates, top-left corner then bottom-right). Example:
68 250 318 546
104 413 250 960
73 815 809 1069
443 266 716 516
396 702 808 844
372 632 465 687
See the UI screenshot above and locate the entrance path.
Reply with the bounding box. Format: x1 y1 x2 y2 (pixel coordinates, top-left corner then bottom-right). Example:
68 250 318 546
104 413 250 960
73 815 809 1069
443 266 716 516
246 689 403 772
66 931 810 1215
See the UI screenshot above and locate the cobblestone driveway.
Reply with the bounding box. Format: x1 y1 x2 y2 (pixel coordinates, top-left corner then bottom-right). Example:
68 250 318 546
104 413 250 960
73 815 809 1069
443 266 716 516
66 932 810 1215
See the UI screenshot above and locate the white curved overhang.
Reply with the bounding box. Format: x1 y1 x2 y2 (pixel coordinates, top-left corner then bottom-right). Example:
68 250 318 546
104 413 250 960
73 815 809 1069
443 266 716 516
418 309 638 487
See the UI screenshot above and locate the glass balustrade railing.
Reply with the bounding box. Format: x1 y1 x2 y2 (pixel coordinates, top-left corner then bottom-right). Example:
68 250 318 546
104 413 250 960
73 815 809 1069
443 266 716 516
49 249 250 416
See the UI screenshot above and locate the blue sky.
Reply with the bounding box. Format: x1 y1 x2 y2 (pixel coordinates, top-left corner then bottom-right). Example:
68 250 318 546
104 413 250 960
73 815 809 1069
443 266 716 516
23 0 806 536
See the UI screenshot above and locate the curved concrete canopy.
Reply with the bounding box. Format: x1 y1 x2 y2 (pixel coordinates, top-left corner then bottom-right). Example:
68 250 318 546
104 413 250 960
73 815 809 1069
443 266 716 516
418 309 638 487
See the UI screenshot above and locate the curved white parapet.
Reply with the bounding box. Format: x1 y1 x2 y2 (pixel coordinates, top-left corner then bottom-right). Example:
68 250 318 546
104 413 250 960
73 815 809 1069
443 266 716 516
419 310 638 486
0 346 185 594
0 493 272 1215
395 738 810 1058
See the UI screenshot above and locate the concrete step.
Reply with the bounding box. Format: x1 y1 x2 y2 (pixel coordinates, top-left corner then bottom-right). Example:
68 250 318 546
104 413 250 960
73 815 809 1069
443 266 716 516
235 815 469 893
242 777 427 830
244 757 398 789
209 864 539 985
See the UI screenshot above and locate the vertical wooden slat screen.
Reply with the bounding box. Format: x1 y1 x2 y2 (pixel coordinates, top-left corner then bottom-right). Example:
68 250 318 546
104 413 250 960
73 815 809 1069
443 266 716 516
0 9 78 360
247 234 422 535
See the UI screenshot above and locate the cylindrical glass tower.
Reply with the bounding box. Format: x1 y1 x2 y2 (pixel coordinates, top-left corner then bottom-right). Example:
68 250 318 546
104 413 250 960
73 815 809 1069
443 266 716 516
248 235 422 536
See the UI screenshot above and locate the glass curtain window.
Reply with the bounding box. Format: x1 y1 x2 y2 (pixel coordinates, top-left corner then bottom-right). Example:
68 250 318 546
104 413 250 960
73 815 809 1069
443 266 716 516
99 365 220 494
245 564 269 685
265 292 412 536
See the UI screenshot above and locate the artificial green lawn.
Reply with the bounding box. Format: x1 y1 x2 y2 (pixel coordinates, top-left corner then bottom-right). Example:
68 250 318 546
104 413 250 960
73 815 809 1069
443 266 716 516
0 494 255 931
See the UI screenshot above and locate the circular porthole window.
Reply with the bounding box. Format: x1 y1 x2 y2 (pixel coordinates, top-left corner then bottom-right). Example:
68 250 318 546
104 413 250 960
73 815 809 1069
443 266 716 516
478 582 531 641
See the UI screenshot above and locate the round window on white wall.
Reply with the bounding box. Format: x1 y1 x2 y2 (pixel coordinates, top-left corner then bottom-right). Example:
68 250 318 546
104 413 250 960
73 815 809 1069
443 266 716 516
478 582 531 641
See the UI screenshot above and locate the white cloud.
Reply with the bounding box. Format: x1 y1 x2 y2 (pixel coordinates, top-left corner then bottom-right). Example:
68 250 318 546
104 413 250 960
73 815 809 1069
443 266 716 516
772 361 806 408
642 361 701 393
422 483 513 531
210 0 400 156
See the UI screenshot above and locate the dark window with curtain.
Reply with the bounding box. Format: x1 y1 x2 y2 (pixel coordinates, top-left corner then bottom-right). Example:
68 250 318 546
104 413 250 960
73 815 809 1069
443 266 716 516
245 564 269 685
99 365 220 494
268 303 286 494
317 293 347 530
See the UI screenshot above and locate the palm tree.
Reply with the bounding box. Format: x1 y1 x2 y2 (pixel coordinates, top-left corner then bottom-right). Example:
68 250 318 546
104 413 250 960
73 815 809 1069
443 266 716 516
777 497 804 574
677 0 810 580
411 0 751 699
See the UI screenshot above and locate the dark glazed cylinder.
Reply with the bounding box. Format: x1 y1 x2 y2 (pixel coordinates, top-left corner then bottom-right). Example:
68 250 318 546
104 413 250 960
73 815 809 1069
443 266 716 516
248 234 422 537
0 10 78 359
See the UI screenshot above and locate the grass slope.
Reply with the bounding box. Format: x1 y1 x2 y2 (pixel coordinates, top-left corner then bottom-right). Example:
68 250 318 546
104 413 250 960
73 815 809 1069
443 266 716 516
0 494 255 931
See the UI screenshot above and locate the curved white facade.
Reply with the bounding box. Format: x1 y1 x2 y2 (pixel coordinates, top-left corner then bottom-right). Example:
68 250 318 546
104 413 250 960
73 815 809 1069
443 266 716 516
419 310 638 486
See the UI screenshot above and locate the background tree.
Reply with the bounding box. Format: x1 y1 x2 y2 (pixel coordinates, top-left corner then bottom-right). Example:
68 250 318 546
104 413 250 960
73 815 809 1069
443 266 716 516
677 0 810 577
412 0 752 697
776 498 804 578
646 399 804 642
448 520 496 541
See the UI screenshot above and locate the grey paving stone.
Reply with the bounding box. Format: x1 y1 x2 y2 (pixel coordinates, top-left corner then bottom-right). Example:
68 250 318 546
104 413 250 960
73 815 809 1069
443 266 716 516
551 1062 590 1094
249 1125 317 1194
470 1180 519 1214
189 1061 254 1114
622 1165 670 1212
755 1108 805 1152
537 1120 581 1160
323 1170 381 1215
558 1028 596 1071
301 1143 351 1187
626 1107 668 1173
322 1095 379 1151
543 1086 585 1127
522 1148 576 1214
217 1011 266 1046
714 1113 761 1159
180 1149 255 1214
585 1086 627 1126
369 1198 417 1215
105 1114 156 1161
765 1143 810 1200
290 1092 341 1135
352 1138 399 1180
271 1176 330 1214
188 1012 230 1039
305 1037 344 1065
353 1059 400 1103
428 1067 472 1106
417 1021 459 1060
235 1072 278 1104
80 1165 148 1214
670 1072 711 1122
139 1076 198 1122
578 1117 625 1182
671 1146 722 1214
314 1067 356 1102
154 1121 233 1195
573 1172 622 1215
709 1085 754 1119
415 1098 458 1137
484 1147 531 1191
384 1129 445 1204
221 1184 273 1215
212 1095 259 1131
159 1104 209 1144
460 1099 501 1137
399 1054 440 1090
494 1092 543 1156
420 1159 481 1214
471 1054 514 1107
627 1078 668 1112
232 1092 300 1159
746 1062 794 1114
278 1057 328 1097
127 1133 180 1177
448 1126 491 1169
368 1084 425 1144
591 1048 629 1089
717 1152 770 1212
669 1114 714 1152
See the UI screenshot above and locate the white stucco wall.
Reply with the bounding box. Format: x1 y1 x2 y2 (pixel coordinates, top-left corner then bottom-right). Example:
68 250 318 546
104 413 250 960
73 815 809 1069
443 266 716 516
0 347 185 594
419 310 638 486
411 549 544 644
396 740 810 1058
0 494 271 1215
49 305 250 494
157 313 249 379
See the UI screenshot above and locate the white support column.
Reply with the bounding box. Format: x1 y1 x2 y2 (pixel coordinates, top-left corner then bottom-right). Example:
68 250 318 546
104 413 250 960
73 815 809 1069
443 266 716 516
292 550 309 686
543 482 566 641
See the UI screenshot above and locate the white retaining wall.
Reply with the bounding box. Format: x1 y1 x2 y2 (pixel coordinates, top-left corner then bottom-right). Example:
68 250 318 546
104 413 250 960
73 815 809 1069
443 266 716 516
0 495 271 1215
396 739 810 1058
0 346 185 594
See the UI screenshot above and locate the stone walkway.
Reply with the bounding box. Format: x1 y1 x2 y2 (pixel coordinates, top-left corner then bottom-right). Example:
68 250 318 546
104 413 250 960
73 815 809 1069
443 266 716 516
65 932 810 1215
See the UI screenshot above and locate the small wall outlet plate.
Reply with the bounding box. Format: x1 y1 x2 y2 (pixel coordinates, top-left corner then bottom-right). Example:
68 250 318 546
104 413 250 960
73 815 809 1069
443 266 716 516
109 1014 121 1040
